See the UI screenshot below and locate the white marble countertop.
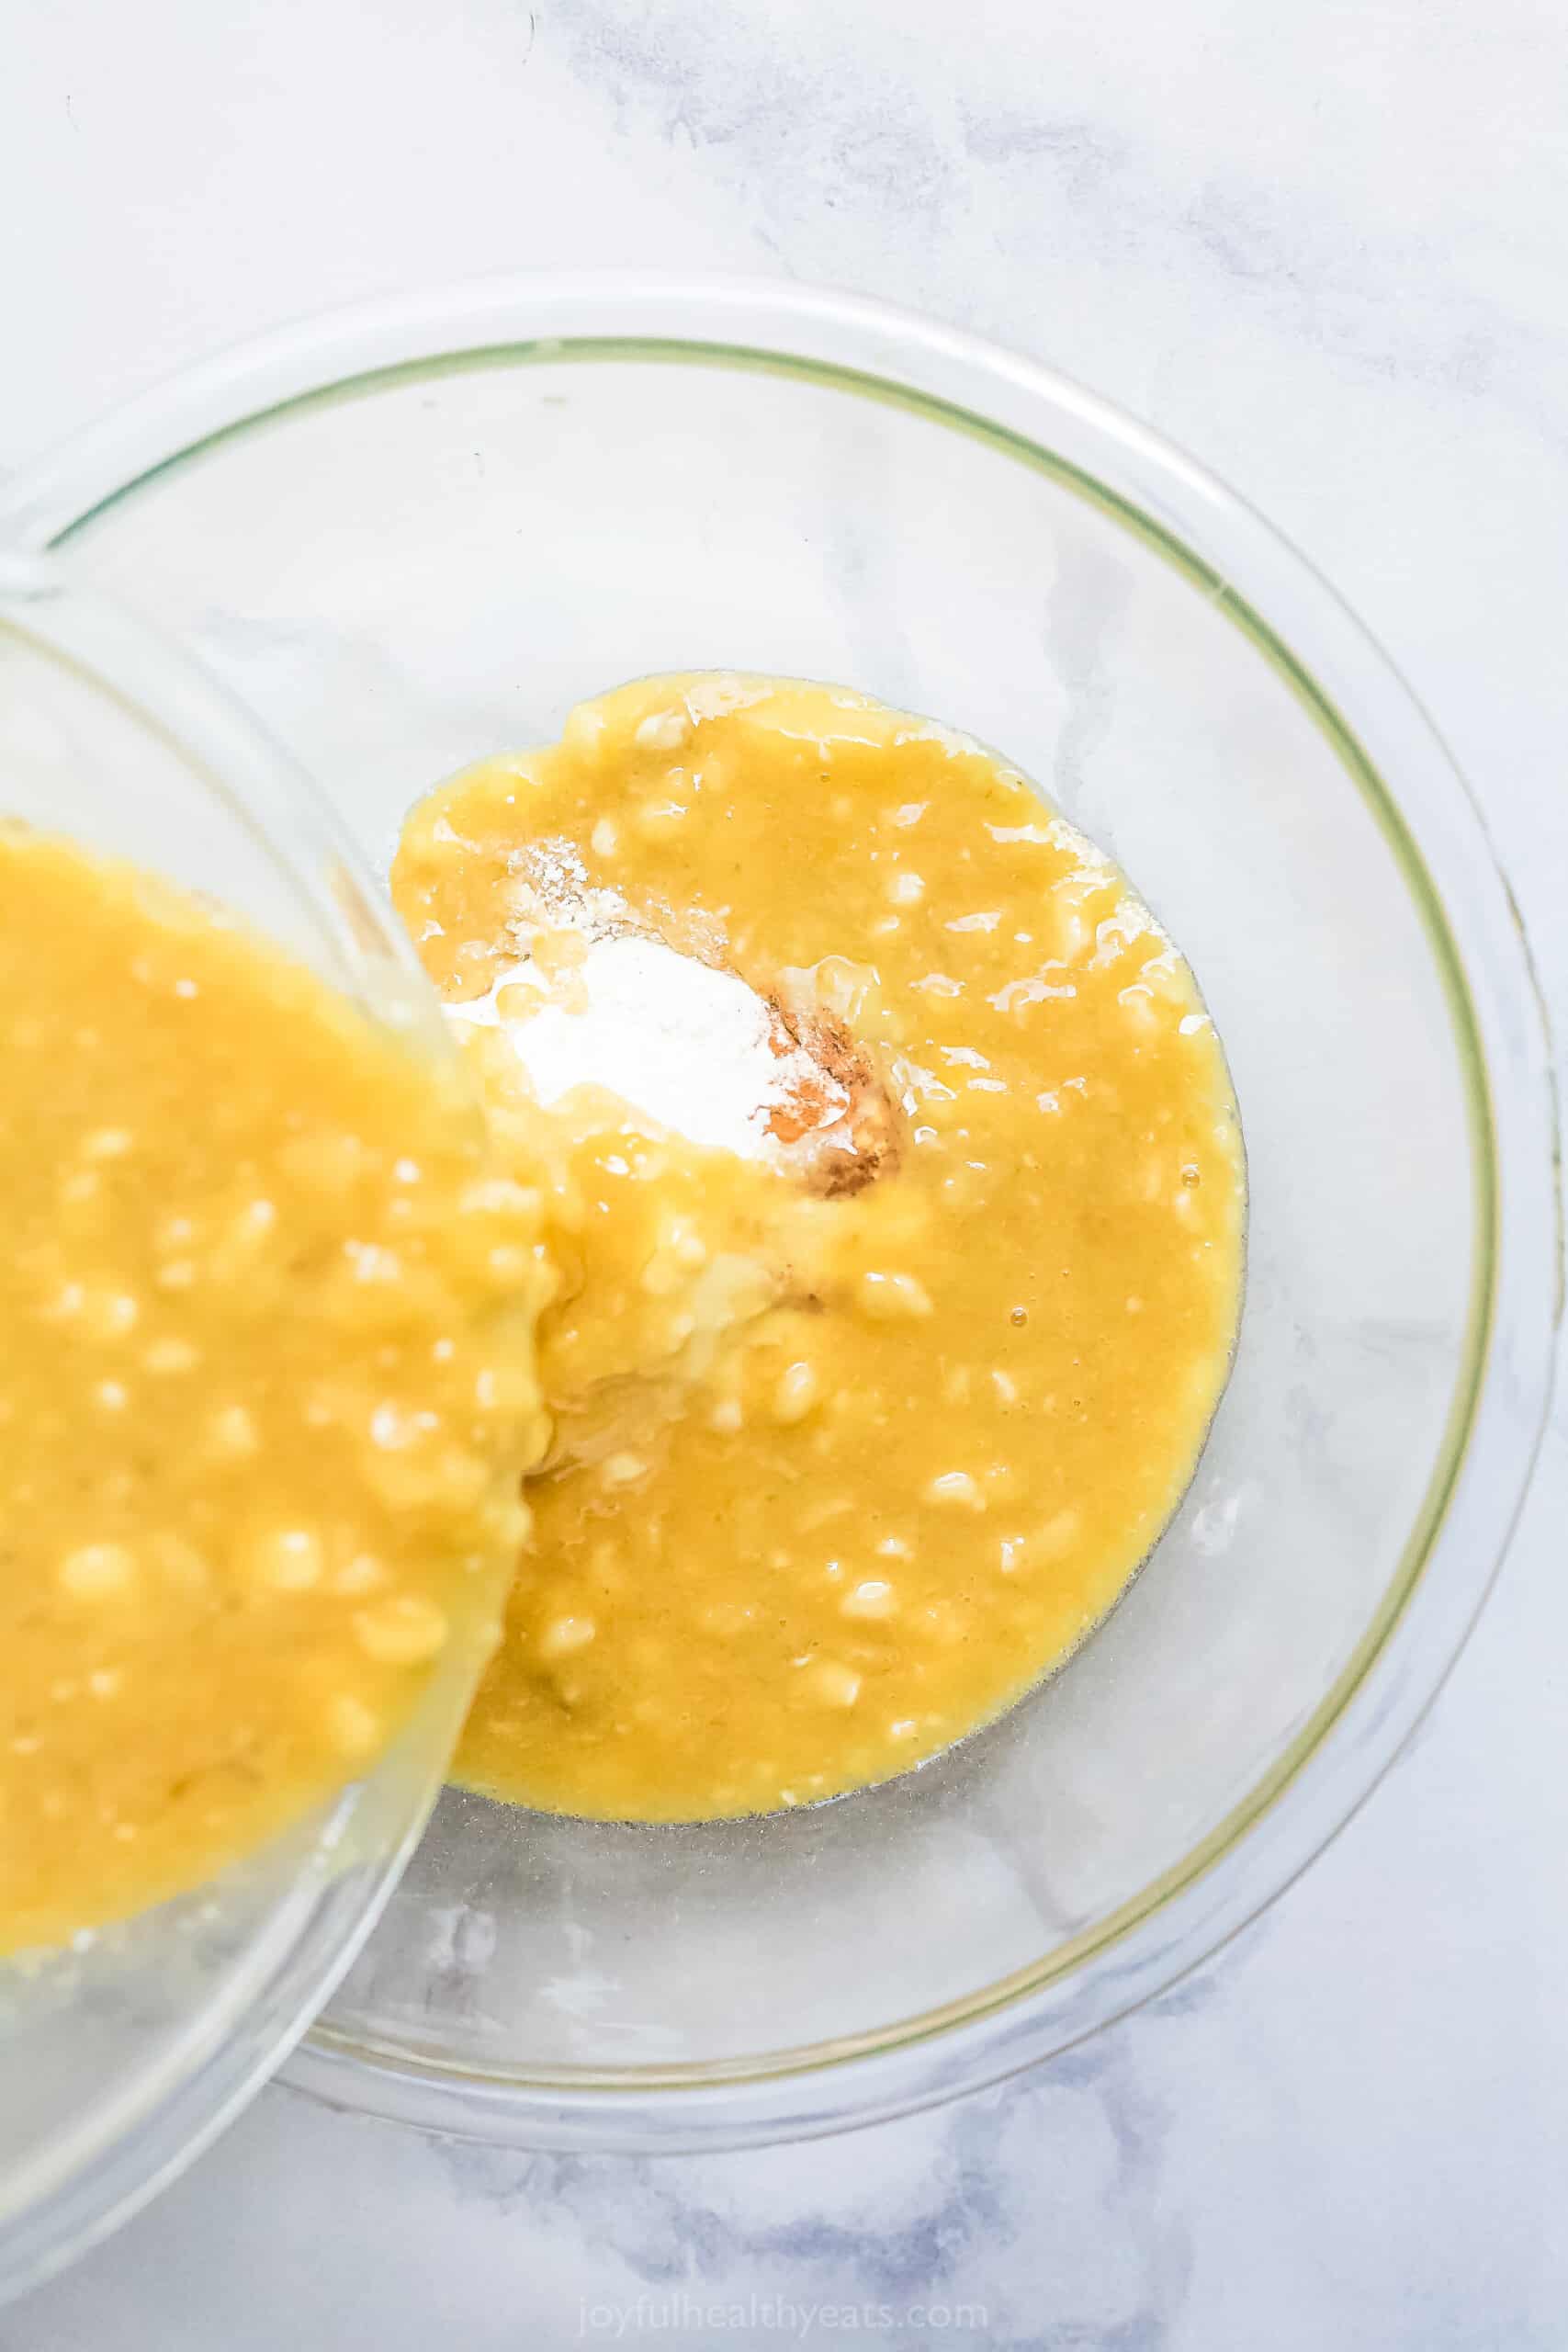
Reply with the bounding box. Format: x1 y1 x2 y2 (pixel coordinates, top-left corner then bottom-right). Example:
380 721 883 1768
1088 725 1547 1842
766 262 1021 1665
4 2 1565 2344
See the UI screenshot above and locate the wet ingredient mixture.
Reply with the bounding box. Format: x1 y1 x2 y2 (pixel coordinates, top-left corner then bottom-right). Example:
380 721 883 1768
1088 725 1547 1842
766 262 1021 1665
393 674 1245 1820
0 830 552 1953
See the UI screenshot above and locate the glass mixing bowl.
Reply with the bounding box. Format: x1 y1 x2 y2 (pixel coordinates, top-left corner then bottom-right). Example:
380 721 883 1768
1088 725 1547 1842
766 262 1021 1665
0 557 509 2294
1 278 1557 2154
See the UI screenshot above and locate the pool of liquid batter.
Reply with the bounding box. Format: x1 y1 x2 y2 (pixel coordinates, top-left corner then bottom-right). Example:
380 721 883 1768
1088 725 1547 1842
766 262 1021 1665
393 674 1245 1821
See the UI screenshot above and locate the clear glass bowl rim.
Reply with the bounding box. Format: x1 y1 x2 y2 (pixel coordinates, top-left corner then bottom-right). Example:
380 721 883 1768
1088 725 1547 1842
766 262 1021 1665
2 273 1558 2153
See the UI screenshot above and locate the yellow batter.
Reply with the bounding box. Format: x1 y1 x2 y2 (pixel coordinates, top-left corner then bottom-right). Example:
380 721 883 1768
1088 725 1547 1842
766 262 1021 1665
0 828 552 1954
394 675 1244 1819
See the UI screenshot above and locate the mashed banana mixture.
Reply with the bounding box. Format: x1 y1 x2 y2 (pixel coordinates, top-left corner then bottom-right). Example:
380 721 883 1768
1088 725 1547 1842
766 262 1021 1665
0 674 1239 1946
394 675 1244 1819
0 830 552 1953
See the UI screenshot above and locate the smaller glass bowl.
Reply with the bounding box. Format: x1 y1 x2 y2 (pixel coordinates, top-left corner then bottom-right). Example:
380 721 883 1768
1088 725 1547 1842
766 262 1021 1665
0 557 497 2301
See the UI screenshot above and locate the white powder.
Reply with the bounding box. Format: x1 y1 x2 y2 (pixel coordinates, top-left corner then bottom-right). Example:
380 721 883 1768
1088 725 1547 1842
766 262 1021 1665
447 933 844 1160
505 837 629 940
